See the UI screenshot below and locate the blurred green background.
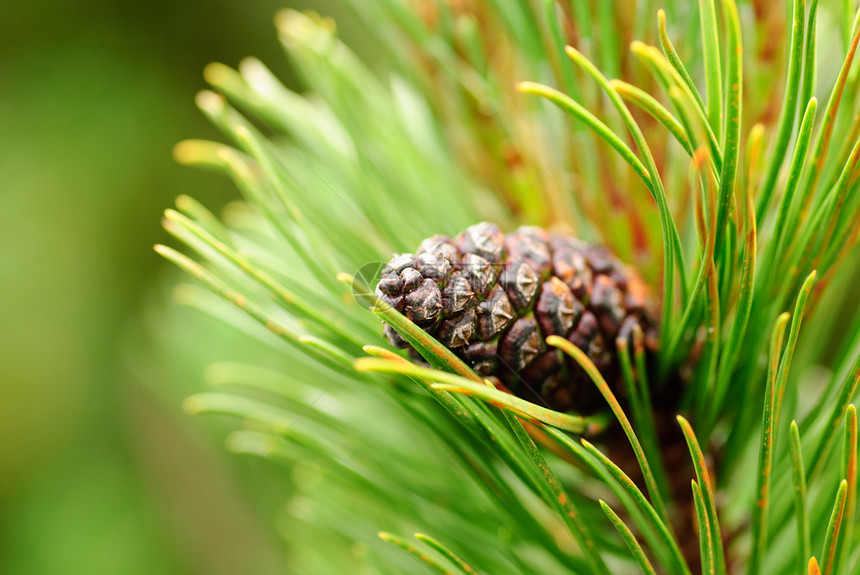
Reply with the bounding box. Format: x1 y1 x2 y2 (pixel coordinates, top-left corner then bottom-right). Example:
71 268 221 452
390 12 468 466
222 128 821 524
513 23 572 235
0 1 368 572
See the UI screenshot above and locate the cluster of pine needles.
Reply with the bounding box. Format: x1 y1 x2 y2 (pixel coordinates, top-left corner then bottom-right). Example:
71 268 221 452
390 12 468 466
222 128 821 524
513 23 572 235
154 1 860 573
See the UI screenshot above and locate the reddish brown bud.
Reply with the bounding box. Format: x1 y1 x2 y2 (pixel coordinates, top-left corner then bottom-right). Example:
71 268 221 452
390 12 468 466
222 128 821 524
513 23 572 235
377 222 656 413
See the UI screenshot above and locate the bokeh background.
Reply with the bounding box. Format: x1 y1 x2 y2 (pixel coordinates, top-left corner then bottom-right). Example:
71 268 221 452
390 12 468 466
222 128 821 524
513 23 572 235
0 1 371 572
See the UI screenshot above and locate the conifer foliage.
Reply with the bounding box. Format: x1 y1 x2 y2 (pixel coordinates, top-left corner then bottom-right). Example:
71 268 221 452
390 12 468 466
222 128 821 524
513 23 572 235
158 2 860 573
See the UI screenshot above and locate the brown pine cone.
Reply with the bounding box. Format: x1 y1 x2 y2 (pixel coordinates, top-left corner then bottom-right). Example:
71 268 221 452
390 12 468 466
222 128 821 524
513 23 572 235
376 222 657 413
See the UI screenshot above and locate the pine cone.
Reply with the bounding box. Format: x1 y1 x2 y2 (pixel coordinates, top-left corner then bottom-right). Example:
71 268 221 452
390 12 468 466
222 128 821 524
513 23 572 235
376 222 656 413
